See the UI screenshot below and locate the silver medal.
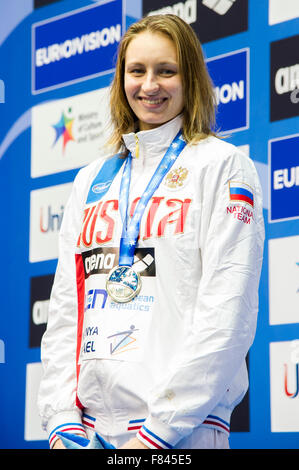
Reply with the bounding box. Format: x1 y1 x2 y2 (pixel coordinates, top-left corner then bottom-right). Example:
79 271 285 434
106 265 142 303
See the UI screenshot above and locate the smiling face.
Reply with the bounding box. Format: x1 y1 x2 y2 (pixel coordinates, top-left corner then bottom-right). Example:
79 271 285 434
124 31 184 131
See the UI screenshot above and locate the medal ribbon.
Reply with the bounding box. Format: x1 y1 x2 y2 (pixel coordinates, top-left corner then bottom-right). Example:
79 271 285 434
118 130 186 266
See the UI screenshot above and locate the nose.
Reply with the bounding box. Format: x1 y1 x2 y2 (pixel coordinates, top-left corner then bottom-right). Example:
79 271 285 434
141 72 160 95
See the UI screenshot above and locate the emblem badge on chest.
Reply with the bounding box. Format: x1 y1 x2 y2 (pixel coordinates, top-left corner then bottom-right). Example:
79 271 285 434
164 166 189 190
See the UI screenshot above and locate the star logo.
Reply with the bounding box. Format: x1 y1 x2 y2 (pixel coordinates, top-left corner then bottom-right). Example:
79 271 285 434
52 107 75 153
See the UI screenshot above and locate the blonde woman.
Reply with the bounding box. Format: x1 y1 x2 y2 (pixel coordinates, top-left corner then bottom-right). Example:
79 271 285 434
38 14 264 450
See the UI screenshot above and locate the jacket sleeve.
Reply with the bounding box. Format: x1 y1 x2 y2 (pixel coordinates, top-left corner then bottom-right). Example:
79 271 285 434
136 147 265 449
37 168 90 448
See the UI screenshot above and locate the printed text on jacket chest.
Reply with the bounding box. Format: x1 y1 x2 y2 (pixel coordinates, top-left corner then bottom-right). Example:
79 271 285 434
77 196 192 247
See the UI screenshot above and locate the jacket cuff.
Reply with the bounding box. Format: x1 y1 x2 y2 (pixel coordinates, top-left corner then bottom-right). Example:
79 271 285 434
136 415 182 450
47 411 87 448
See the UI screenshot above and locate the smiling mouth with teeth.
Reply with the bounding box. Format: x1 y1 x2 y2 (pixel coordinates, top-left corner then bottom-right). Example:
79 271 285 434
139 97 167 105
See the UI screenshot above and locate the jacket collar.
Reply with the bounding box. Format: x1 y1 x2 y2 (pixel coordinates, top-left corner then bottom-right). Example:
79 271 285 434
122 114 183 160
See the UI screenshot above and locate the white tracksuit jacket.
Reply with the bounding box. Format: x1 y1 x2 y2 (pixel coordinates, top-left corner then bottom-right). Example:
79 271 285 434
38 115 265 449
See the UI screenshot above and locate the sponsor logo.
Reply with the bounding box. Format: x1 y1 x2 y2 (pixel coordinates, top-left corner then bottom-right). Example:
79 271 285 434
85 289 108 312
206 48 249 134
29 274 54 348
35 25 121 68
107 324 139 355
268 235 299 325
269 134 299 222
82 247 156 279
32 300 50 325
272 166 299 190
109 294 154 312
268 0 299 25
202 0 236 15
270 341 299 431
32 0 124 93
215 80 245 105
31 87 111 178
52 108 75 153
143 0 248 44
284 362 299 399
270 35 299 122
92 180 113 194
82 324 99 355
146 0 197 24
274 65 299 96
84 249 117 276
39 204 64 233
29 183 72 262
291 88 299 104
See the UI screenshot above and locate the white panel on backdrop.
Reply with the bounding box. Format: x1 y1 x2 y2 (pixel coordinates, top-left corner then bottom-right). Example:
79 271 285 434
238 145 268 210
269 235 299 325
25 362 48 441
29 183 73 262
270 341 299 432
253 160 268 210
0 339 4 363
31 87 111 177
269 0 299 25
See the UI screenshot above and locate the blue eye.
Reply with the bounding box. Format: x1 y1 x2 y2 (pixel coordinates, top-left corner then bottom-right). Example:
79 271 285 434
160 69 176 76
127 66 144 74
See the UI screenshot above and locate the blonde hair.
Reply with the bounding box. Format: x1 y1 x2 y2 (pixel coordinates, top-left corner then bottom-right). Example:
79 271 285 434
108 14 217 151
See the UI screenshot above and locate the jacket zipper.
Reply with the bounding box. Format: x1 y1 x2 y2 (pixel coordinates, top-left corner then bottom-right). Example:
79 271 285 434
135 134 139 158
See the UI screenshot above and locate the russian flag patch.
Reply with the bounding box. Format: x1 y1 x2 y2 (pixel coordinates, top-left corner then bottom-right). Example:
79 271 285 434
229 181 254 207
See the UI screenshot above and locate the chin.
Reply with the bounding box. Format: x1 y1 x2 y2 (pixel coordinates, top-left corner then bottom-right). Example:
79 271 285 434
139 115 174 131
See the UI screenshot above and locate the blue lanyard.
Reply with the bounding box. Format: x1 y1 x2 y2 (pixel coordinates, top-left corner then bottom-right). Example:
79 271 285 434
118 130 186 266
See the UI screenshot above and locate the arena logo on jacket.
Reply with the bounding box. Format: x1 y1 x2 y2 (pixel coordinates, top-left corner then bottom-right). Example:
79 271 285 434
81 247 156 318
226 180 254 225
82 247 156 279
